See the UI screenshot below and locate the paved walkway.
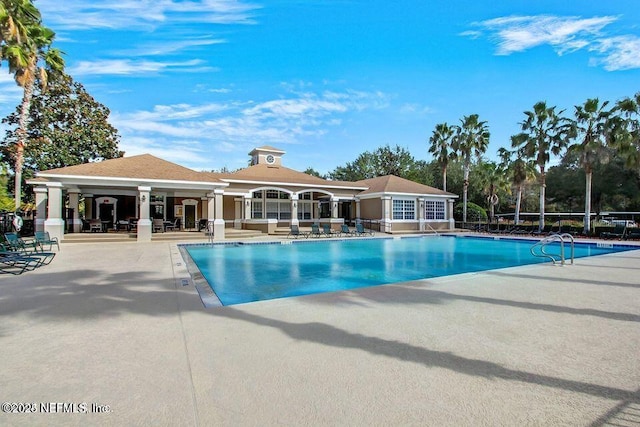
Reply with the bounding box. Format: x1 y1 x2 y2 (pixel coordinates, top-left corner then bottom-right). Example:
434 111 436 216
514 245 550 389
1 237 639 426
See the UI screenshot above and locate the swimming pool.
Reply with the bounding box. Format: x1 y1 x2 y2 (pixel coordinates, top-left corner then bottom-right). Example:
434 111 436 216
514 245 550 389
183 236 636 306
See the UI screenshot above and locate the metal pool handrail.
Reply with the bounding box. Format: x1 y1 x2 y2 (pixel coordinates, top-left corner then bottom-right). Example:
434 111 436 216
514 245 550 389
530 233 575 265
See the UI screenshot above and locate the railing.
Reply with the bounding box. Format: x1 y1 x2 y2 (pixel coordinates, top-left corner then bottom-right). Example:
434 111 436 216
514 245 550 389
355 218 379 232
424 222 439 236
207 220 215 246
530 233 575 265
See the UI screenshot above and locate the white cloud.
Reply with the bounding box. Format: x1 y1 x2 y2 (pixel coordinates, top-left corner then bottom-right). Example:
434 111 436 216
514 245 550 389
469 15 617 55
464 14 640 71
0 73 22 105
111 88 389 169
38 0 261 30
120 38 228 57
590 35 640 71
69 59 216 76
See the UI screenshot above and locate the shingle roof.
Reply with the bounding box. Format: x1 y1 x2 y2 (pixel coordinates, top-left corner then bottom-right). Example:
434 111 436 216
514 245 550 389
355 175 456 196
249 145 285 154
211 164 365 188
38 154 222 183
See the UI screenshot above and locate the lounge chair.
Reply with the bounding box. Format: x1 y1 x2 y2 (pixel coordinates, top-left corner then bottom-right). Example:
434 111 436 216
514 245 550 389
4 232 42 253
340 224 355 237
321 224 338 237
354 223 373 236
601 225 626 240
625 228 640 240
309 224 323 238
34 231 60 251
0 243 54 273
287 225 308 239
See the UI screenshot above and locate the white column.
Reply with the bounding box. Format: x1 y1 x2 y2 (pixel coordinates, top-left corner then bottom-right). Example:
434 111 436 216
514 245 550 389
355 198 361 219
67 188 82 233
418 197 425 232
382 196 392 233
213 188 225 240
207 193 215 233
291 195 299 226
243 195 252 221
331 197 339 219
448 199 455 229
137 186 152 242
44 183 65 242
34 187 48 233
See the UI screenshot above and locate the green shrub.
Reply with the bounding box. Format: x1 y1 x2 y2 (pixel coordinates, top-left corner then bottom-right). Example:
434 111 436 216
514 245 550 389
454 202 487 222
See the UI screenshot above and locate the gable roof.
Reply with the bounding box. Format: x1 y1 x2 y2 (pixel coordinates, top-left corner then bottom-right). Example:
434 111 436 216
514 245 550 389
355 175 457 197
211 163 366 189
38 154 223 183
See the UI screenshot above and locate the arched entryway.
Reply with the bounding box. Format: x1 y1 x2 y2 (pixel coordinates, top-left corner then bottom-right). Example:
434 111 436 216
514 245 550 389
95 196 117 229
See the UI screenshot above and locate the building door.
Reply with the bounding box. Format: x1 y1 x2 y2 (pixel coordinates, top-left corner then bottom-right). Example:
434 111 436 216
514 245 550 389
184 205 196 230
340 202 351 224
99 204 114 229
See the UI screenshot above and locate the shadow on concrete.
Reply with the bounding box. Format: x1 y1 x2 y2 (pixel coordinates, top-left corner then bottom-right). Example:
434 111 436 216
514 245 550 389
483 270 640 289
0 268 178 323
308 285 640 323
213 307 640 404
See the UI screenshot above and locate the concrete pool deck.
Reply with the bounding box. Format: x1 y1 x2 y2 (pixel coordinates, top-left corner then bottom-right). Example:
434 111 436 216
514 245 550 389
1 236 639 426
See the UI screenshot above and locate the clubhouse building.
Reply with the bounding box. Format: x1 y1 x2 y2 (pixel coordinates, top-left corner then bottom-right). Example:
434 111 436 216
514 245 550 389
29 146 458 242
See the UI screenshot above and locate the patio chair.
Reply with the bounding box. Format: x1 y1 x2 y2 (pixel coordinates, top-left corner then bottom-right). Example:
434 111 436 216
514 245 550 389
309 224 323 238
164 218 180 231
287 225 308 239
3 232 42 253
340 224 355 237
152 218 165 233
89 219 103 233
34 231 60 251
321 224 338 237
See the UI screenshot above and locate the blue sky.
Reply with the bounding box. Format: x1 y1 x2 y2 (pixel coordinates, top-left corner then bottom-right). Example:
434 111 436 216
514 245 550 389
1 0 639 174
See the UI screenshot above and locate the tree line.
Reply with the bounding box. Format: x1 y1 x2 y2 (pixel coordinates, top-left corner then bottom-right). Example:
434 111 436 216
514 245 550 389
314 94 640 234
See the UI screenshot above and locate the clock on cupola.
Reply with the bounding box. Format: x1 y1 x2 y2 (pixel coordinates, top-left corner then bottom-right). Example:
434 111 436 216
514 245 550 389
248 146 285 166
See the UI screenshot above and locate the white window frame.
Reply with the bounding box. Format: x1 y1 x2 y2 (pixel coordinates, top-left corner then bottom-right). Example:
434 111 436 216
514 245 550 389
425 200 446 220
392 199 415 221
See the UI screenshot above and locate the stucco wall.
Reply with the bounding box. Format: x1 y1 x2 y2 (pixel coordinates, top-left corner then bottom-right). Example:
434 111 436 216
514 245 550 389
223 195 235 221
360 199 381 219
390 222 419 232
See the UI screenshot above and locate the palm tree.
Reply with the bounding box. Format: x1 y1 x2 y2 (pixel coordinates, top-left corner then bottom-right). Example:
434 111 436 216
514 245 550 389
428 122 457 192
567 98 615 234
512 101 568 233
498 146 537 225
1 0 40 45
2 3 64 209
476 160 509 223
452 114 490 223
613 92 640 171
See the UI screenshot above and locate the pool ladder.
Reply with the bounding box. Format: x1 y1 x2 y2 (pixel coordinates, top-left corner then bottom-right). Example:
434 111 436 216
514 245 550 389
207 220 215 246
530 233 575 265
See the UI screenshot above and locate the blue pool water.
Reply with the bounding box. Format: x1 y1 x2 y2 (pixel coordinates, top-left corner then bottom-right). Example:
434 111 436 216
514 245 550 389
184 236 635 306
